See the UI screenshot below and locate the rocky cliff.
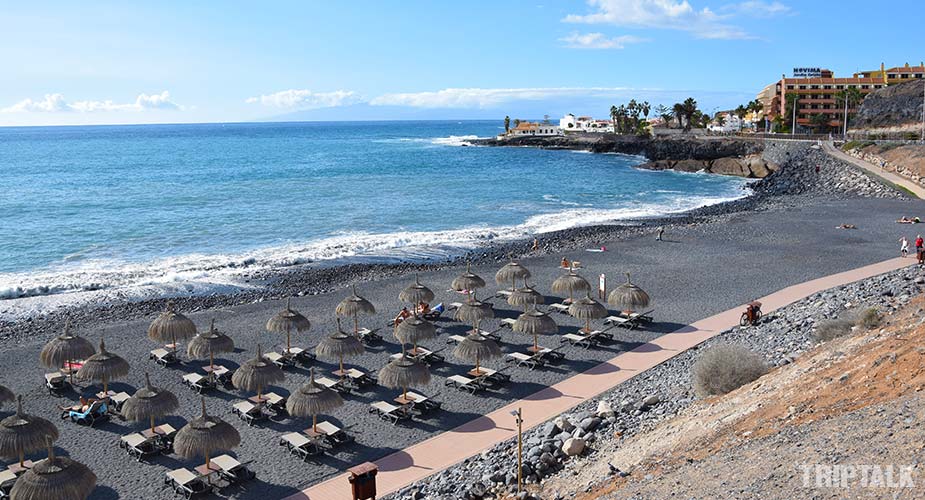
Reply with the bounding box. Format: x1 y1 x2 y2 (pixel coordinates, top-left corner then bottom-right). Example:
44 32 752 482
854 79 925 132
473 134 775 178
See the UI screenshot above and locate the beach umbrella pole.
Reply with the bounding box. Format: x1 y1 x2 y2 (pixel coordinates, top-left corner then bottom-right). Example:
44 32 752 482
313 413 318 433
150 415 156 434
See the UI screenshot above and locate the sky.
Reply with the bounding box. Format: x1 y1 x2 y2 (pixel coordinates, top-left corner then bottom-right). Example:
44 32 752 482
1 0 922 126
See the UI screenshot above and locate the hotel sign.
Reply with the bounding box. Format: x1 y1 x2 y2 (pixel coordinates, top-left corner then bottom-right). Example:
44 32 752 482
792 67 822 78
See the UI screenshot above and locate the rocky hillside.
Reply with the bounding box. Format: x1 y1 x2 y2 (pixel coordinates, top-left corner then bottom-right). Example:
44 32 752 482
844 142 925 188
854 79 925 133
542 287 925 500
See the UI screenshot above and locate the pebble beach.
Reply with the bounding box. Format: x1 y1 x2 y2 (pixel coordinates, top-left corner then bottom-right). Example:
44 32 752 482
1 141 923 499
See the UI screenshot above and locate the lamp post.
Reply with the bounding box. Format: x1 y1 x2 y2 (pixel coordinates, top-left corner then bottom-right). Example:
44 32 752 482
510 408 523 494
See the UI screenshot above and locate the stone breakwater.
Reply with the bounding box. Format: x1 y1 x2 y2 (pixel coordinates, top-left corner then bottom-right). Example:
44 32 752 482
386 265 923 500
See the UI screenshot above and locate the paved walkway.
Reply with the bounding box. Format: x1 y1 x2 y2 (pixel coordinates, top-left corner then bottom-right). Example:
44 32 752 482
289 257 912 500
821 141 925 199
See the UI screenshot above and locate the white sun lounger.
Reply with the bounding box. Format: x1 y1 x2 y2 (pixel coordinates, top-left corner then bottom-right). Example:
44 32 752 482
500 318 518 328
369 401 411 424
548 303 570 314
444 374 484 393
280 432 322 460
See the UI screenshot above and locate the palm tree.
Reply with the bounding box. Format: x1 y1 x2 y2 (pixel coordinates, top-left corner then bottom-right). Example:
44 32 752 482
682 98 698 131
672 103 685 129
504 116 510 133
610 105 618 133
655 104 672 128
834 87 863 134
641 101 651 120
715 114 726 127
513 118 521 128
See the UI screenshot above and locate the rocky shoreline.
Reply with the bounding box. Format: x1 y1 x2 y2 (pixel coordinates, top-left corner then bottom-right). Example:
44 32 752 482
386 260 923 500
471 134 776 178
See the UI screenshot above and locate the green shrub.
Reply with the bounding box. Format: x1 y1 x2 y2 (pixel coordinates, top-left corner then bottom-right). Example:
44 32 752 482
856 308 881 330
692 344 769 397
814 319 854 341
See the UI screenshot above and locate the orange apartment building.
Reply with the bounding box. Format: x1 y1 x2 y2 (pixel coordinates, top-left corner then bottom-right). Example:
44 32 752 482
769 62 924 130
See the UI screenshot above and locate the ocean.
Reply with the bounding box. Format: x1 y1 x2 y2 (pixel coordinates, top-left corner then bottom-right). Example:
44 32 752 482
0 120 749 317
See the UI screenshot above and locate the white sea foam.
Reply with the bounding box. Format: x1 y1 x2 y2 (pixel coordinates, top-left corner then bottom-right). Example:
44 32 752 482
0 186 748 320
430 135 481 146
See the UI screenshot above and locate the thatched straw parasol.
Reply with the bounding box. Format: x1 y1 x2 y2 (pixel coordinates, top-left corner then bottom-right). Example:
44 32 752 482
393 315 436 351
568 294 608 334
514 303 558 352
399 275 435 306
121 372 180 434
315 320 365 377
174 398 240 469
454 299 494 327
495 258 531 292
187 319 235 372
76 338 130 394
0 396 59 467
39 321 95 383
453 332 501 374
607 273 651 314
0 385 14 407
266 298 311 351
9 436 96 500
336 285 376 336
231 345 284 401
286 368 343 434
378 354 430 401
147 301 197 353
451 262 486 299
508 278 544 311
551 269 591 303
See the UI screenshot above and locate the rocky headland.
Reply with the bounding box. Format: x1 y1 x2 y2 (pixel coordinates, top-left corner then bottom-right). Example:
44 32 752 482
472 134 777 178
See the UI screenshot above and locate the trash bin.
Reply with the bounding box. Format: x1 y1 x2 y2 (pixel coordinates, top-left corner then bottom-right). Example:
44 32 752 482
348 462 378 500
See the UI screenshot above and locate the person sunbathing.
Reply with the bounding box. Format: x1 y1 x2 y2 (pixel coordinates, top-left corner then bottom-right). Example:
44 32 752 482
561 257 570 269
60 397 94 413
897 216 913 224
417 301 430 315
394 307 412 325
836 224 857 229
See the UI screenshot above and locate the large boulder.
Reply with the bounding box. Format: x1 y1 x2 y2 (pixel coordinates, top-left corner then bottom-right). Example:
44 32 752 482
710 157 749 176
561 437 586 456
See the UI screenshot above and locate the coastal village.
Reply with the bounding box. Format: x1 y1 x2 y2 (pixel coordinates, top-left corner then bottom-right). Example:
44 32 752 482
501 61 925 139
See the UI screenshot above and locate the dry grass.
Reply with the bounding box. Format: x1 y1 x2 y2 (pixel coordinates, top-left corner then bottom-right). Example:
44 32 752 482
691 344 768 397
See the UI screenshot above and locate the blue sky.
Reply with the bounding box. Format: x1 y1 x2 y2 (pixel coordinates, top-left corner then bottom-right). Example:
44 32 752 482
1 0 922 126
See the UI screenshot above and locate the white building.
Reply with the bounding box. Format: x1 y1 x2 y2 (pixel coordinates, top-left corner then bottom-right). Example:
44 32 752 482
508 122 562 136
707 112 746 133
559 114 613 132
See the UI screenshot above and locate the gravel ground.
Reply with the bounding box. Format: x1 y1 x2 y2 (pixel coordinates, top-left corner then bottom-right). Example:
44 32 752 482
0 141 921 500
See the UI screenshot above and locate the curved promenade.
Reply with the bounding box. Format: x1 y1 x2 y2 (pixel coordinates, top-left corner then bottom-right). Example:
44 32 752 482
290 256 912 500
821 141 925 199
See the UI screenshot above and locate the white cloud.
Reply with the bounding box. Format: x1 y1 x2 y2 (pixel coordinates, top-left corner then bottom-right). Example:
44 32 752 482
2 91 182 113
721 1 791 17
245 89 362 109
563 0 757 40
370 87 637 109
559 32 648 49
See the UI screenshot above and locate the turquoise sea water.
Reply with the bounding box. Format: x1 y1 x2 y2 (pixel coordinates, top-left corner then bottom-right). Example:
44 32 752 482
0 121 748 314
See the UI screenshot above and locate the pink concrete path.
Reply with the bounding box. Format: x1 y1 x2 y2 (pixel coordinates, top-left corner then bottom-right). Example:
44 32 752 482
290 257 911 500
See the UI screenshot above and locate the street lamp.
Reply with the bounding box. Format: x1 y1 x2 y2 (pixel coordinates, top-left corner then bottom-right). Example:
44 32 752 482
510 408 523 493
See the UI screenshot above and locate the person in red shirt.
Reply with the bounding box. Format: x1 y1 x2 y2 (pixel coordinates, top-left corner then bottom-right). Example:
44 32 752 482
916 235 923 250
916 235 924 266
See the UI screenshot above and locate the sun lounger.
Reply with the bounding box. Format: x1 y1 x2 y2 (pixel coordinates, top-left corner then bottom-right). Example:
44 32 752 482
357 327 383 344
342 368 376 389
108 391 131 414
61 400 109 426
232 401 267 426
603 315 631 327
548 303 570 314
282 346 316 366
506 351 546 370
0 469 16 498
120 432 164 461
44 372 69 395
561 329 611 348
422 303 445 321
312 421 355 447
181 373 216 394
444 374 486 394
211 454 256 484
165 468 211 499
499 318 518 329
262 392 288 417
369 401 412 425
149 348 180 366
264 351 294 369
495 289 513 299
400 391 442 414
448 302 463 311
280 432 323 460
446 334 467 345
315 375 351 394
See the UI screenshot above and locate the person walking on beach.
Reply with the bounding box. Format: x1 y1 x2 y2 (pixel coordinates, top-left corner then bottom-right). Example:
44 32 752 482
656 226 664 241
532 238 539 252
916 235 923 253
900 236 909 257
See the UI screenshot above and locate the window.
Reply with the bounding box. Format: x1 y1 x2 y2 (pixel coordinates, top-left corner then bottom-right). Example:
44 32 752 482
901 74 910 79
786 85 794 90
824 85 832 89
799 85 807 90
861 85 869 89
